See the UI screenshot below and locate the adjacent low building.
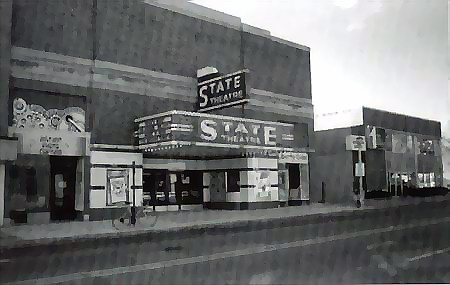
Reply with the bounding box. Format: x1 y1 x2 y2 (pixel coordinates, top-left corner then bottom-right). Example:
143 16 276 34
0 0 314 225
311 107 444 205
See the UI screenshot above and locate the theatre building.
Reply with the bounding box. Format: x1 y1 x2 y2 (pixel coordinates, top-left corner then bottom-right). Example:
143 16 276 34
310 107 444 205
0 0 314 225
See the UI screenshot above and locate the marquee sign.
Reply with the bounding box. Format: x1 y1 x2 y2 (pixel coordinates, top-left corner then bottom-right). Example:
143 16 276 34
197 70 249 112
136 111 296 151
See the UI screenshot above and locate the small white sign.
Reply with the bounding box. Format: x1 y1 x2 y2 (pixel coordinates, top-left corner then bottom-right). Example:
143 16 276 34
278 152 308 164
346 135 366 151
355 162 365 177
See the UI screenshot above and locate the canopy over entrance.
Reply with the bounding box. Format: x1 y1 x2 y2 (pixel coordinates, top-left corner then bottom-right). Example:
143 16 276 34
135 110 308 159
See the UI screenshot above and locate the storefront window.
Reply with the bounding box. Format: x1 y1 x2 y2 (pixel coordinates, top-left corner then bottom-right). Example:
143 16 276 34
9 155 51 212
418 173 424 188
430 173 436 187
424 173 431 187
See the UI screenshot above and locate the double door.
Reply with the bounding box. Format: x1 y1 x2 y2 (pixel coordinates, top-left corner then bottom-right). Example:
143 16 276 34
143 170 203 206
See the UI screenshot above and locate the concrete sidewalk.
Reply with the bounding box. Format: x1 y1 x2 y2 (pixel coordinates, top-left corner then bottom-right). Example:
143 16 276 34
1 195 448 250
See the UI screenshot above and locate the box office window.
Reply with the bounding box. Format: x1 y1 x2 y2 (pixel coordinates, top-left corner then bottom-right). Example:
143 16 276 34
226 170 240 192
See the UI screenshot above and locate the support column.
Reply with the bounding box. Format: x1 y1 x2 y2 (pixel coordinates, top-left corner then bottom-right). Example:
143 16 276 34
0 0 13 227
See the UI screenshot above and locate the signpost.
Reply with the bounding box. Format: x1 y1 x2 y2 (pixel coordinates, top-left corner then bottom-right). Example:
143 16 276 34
346 135 366 207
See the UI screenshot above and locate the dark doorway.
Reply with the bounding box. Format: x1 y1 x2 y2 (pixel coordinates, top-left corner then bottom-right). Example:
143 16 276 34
174 171 203 205
288 164 300 190
143 170 169 207
287 163 301 204
49 156 78 221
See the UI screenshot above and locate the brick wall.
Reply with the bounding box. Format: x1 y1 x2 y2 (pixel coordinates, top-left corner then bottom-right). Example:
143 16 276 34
12 0 94 60
0 0 13 136
9 0 313 145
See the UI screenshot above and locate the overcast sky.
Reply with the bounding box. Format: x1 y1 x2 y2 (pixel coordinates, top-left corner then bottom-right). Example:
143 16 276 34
192 0 449 134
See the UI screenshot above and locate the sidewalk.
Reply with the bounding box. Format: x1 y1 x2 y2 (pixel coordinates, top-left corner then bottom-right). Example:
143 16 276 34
1 195 449 250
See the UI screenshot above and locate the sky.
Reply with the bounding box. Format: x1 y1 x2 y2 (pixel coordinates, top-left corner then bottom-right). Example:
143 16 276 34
192 0 449 135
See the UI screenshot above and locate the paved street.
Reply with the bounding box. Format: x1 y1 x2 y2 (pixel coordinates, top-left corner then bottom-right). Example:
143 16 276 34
1 201 450 285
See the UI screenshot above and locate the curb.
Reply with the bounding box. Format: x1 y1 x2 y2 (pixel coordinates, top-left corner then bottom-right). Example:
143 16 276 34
1 197 449 253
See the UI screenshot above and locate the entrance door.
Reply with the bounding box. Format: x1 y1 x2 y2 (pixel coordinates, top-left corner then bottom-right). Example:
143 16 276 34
287 164 301 202
209 172 226 203
389 172 401 197
50 156 78 221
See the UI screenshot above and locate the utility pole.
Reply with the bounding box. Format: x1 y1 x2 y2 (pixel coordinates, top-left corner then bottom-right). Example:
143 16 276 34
131 161 136 225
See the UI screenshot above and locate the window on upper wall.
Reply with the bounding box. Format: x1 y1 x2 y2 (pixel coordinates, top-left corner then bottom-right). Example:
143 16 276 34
375 128 386 148
392 133 407 154
419 140 435 155
367 127 387 149
406 135 414 152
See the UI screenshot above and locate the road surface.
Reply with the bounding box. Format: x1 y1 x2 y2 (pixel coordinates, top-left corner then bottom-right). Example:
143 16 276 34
1 201 450 284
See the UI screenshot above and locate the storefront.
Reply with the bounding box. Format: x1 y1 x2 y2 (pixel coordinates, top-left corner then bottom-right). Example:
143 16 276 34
136 110 311 210
312 107 444 204
5 96 90 224
2 0 314 222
